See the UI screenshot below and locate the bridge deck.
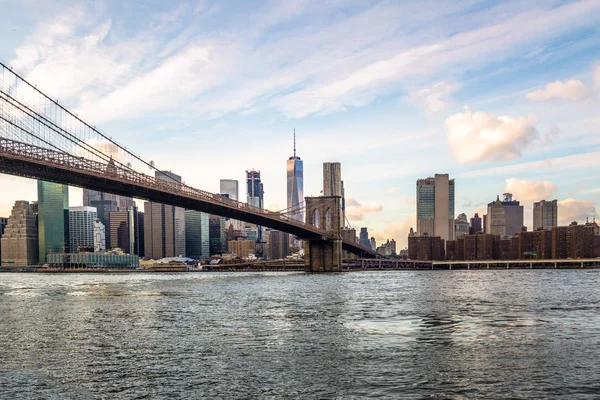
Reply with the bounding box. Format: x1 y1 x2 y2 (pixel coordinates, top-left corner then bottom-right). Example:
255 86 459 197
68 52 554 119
0 137 376 256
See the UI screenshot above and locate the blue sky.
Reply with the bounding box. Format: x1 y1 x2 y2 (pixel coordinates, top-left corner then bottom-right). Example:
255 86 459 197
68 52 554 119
1 0 600 248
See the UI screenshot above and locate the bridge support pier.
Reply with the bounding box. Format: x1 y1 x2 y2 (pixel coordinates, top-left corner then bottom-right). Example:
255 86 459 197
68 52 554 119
304 196 343 272
304 238 342 272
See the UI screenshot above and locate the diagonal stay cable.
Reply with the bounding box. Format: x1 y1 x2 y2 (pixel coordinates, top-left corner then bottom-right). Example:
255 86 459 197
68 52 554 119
0 90 130 172
0 60 178 184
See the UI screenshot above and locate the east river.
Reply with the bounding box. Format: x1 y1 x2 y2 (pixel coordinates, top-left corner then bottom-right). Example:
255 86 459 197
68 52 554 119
1 270 599 399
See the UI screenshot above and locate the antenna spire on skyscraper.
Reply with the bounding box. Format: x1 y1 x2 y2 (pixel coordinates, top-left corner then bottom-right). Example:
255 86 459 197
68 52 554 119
293 128 296 158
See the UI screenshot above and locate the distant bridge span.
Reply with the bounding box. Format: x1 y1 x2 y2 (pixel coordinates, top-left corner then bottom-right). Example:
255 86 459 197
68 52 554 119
0 61 375 259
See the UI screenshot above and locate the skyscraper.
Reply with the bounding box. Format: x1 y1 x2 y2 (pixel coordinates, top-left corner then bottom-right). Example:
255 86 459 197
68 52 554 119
533 199 558 230
69 206 97 252
109 207 142 255
220 179 239 201
246 170 264 208
246 170 264 242
488 196 507 236
209 216 227 255
38 181 69 263
454 213 470 237
1 201 38 266
470 213 482 234
0 217 7 264
485 193 524 237
268 230 290 260
93 219 106 253
416 174 455 241
185 210 210 259
359 227 370 248
220 179 241 231
83 189 118 247
143 171 186 259
287 130 304 222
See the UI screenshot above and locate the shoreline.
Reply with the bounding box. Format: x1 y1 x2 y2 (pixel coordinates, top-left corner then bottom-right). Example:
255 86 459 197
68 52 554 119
2 265 600 273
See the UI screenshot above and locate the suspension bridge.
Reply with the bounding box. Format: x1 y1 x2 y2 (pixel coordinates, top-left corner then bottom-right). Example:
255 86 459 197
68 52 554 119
0 61 376 270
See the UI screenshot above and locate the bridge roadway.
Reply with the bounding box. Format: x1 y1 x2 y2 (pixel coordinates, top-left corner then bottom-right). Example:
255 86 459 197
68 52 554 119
0 137 376 257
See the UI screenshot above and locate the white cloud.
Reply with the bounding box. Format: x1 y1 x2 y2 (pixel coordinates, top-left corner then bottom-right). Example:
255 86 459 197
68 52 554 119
558 198 597 225
504 178 557 206
526 79 592 102
445 107 539 163
407 81 457 114
345 198 383 221
386 187 400 194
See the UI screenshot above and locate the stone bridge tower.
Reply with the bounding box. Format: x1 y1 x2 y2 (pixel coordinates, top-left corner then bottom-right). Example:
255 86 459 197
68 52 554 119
304 195 343 272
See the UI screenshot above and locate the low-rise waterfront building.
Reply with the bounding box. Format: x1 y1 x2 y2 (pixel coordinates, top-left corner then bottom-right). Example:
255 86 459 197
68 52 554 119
46 252 140 269
227 239 255 259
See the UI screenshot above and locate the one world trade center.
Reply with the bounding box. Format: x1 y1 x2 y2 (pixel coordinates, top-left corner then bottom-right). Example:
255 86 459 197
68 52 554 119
287 129 304 223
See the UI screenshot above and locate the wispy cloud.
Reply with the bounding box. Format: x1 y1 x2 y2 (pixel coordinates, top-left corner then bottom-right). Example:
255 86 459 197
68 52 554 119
406 81 458 114
458 150 600 178
9 0 600 123
345 197 383 221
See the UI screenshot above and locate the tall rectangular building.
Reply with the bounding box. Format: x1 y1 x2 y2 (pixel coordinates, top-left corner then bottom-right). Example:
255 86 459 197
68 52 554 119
246 170 264 242
69 206 97 252
38 181 69 263
209 216 227 256
220 180 242 231
220 179 239 201
93 219 106 253
0 217 7 264
1 201 38 266
109 207 142 255
533 199 558 230
485 193 524 237
268 230 290 260
185 210 210 259
470 213 482 234
287 131 304 222
83 189 118 248
143 171 186 259
416 174 455 241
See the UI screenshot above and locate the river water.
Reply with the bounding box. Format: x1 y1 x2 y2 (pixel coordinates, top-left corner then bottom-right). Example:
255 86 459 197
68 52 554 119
1 270 599 399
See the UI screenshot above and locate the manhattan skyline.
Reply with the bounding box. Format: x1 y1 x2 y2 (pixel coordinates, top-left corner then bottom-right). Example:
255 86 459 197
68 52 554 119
1 1 600 249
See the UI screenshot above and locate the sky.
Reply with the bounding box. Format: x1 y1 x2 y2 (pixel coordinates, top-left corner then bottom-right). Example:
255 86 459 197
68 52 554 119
1 0 600 249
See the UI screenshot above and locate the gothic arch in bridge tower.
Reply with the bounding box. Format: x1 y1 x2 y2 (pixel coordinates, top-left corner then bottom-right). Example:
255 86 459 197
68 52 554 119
312 209 320 228
325 208 333 231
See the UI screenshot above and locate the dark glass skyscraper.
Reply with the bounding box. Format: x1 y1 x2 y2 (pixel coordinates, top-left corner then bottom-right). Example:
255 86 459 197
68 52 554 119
359 227 370 248
185 210 210 259
38 180 69 263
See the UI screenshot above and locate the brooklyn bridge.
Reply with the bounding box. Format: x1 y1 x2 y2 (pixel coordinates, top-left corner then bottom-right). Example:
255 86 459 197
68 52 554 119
0 61 376 271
